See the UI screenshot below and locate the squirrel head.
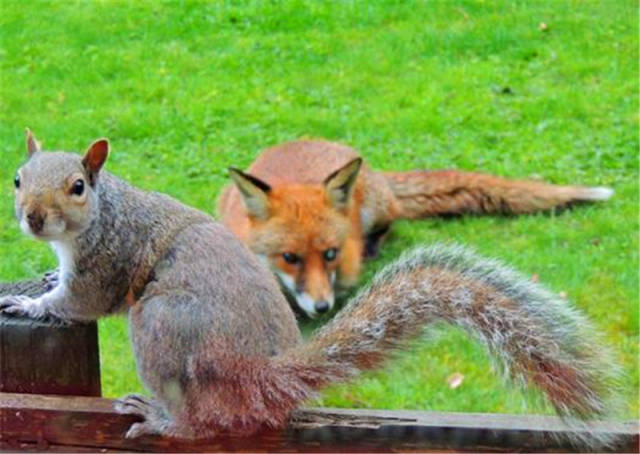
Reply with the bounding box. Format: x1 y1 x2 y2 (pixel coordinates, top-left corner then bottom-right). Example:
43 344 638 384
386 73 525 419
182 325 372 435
13 130 109 241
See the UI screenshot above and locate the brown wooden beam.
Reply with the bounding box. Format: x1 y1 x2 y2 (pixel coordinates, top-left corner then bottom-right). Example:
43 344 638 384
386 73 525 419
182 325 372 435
1 392 637 453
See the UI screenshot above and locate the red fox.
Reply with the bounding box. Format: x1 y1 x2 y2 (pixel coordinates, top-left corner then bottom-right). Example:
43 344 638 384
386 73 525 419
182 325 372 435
218 140 613 318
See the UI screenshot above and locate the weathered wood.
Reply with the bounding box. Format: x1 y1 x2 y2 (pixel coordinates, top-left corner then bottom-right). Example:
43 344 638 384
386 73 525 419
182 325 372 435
1 393 637 453
0 279 50 299
0 315 101 397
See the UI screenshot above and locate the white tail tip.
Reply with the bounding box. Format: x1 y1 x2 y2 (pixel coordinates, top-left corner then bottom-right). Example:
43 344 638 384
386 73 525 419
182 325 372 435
584 187 614 201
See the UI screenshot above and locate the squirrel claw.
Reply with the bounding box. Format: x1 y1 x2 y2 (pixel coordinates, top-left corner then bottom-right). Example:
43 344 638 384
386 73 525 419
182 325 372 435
0 295 33 316
43 269 60 291
114 396 156 438
115 394 195 439
114 394 152 416
124 421 155 439
115 394 174 438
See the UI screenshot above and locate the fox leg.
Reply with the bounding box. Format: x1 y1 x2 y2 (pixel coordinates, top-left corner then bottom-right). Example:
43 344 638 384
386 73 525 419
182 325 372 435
382 170 613 219
364 224 391 258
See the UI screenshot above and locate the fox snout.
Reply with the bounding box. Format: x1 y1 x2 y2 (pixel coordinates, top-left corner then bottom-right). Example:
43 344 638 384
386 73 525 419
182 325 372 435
294 289 335 318
275 268 336 318
314 300 331 314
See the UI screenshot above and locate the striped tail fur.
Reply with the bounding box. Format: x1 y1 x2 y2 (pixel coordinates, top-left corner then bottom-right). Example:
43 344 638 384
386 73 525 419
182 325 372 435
382 170 613 218
255 244 620 447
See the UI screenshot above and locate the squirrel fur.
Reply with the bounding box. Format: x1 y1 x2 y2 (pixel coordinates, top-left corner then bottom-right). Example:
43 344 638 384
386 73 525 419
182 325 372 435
0 132 620 447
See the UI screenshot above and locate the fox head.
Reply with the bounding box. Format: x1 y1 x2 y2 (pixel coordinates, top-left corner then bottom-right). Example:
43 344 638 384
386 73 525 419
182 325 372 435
13 130 109 241
229 158 362 318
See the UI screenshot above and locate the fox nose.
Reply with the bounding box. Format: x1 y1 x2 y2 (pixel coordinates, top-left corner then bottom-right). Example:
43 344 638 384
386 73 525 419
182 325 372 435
27 211 45 233
314 300 330 314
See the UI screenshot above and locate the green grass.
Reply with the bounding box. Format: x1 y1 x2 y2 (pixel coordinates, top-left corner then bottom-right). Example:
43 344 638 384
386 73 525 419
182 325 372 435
1 0 637 420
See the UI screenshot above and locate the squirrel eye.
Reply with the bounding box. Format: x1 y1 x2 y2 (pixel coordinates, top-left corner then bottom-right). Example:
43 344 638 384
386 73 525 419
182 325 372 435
282 252 300 265
71 179 85 196
14 174 20 189
323 248 338 262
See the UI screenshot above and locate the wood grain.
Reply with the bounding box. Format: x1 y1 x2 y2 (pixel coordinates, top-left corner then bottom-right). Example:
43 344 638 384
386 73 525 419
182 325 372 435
0 315 101 397
0 279 49 299
1 393 637 453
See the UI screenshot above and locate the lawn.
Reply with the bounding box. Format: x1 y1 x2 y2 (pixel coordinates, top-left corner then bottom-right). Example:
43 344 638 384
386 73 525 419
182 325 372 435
0 1 637 420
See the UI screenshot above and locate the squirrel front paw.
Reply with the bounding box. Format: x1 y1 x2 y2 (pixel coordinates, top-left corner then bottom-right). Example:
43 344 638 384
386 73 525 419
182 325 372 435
0 295 45 318
42 269 60 291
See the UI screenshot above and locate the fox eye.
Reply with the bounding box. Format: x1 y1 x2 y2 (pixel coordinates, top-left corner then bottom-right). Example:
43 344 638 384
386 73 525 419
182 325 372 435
323 248 338 261
71 179 85 196
282 252 300 265
14 174 20 189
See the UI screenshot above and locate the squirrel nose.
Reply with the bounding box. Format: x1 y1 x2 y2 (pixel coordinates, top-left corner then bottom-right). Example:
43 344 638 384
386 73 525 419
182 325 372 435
27 211 45 232
314 300 330 314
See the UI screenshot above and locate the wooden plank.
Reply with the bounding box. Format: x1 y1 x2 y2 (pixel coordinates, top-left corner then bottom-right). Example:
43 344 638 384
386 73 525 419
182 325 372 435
0 315 101 397
0 440 131 453
1 393 637 453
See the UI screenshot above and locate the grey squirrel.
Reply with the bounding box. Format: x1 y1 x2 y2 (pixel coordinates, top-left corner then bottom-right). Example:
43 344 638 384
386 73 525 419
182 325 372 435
0 131 620 447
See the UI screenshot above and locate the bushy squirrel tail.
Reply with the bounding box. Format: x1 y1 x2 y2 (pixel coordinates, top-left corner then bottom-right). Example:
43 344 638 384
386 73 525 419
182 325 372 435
382 170 613 218
263 244 620 447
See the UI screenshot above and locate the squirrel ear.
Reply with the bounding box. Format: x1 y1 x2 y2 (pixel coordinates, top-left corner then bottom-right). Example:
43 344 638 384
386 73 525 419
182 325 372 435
25 128 41 157
324 158 362 211
229 168 271 220
82 139 109 184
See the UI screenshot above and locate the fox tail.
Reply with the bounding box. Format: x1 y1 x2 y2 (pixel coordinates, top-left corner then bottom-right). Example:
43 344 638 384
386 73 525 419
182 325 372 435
382 170 613 219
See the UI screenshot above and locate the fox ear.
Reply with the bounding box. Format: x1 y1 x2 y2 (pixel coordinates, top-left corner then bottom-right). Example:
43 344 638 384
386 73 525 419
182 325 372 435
25 128 41 157
229 168 272 220
82 139 109 185
324 158 362 211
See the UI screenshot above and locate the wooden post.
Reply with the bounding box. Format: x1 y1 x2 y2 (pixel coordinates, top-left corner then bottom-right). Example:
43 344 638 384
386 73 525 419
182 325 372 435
0 280 101 397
